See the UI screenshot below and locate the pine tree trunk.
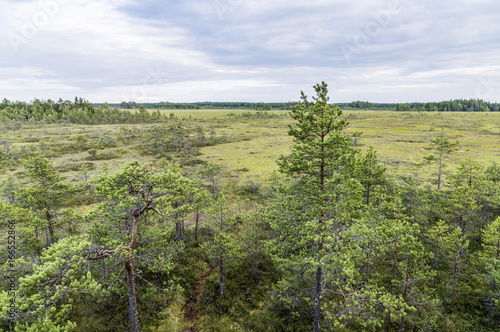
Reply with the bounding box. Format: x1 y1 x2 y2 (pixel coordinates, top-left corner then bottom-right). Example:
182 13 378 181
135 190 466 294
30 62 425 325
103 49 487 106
313 265 322 332
219 256 224 297
386 309 391 332
451 253 459 308
366 184 371 206
125 257 140 332
313 140 325 332
45 208 55 245
175 222 181 241
487 286 495 327
181 220 185 240
387 236 398 332
433 248 439 288
195 209 199 241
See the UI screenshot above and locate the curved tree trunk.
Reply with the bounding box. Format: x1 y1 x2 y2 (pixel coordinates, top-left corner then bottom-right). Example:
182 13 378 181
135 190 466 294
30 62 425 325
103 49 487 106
125 256 140 332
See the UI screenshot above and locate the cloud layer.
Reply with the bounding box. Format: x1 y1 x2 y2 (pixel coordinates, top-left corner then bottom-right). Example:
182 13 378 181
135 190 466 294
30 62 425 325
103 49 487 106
1 0 500 102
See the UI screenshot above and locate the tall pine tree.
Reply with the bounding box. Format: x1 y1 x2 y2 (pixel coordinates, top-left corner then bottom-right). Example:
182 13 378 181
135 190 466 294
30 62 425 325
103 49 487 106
266 82 361 331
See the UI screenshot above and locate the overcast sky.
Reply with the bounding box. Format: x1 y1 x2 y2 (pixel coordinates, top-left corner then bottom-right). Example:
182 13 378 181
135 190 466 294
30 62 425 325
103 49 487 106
1 0 500 103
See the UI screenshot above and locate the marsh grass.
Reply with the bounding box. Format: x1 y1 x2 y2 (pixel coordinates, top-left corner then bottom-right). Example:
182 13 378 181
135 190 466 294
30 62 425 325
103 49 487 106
198 110 500 185
0 110 499 188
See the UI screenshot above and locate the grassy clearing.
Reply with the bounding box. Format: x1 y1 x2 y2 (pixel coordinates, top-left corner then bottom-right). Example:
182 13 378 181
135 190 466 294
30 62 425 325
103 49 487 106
341 111 500 179
198 110 500 183
1 110 499 187
199 117 292 183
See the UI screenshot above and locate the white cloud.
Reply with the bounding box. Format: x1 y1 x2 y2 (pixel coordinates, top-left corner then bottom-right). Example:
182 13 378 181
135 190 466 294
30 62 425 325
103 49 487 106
1 0 500 102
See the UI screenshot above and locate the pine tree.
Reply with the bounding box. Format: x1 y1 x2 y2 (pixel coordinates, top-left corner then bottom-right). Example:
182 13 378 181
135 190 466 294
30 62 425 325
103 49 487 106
0 236 100 331
18 153 73 247
424 131 459 189
266 82 361 331
429 221 469 310
357 146 386 206
86 161 205 331
203 194 240 297
478 217 500 326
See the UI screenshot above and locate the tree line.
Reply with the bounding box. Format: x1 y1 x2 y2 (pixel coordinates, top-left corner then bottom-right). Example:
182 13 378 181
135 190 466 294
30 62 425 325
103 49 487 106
112 101 298 110
111 99 500 112
0 99 165 125
2 98 499 127
393 99 500 112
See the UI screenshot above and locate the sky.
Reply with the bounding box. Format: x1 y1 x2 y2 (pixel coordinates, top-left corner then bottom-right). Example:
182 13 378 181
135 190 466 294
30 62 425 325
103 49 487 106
1 0 500 103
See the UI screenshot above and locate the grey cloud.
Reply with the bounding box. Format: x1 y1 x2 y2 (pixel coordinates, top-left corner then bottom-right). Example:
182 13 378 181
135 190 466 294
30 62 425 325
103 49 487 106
1 0 500 102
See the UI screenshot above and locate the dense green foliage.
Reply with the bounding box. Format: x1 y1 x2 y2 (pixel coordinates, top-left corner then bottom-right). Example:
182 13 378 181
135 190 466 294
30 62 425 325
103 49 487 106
1 86 500 331
394 99 500 112
0 98 165 124
345 101 400 110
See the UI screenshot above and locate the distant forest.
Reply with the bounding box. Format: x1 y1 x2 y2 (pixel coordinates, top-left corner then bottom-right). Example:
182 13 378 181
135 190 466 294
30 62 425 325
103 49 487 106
105 101 298 110
110 99 500 112
1 98 499 126
0 98 164 125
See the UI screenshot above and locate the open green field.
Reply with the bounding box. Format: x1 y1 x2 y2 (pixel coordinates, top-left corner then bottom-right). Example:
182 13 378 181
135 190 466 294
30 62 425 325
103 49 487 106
186 109 500 183
1 110 499 187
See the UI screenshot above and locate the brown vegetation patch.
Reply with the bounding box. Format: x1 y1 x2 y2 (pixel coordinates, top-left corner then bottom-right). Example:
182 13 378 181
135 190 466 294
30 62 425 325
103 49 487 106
182 266 217 332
